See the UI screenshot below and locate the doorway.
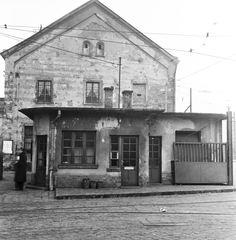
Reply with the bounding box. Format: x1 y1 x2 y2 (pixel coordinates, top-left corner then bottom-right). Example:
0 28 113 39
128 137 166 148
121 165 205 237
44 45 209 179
149 136 162 183
121 136 139 186
36 135 47 186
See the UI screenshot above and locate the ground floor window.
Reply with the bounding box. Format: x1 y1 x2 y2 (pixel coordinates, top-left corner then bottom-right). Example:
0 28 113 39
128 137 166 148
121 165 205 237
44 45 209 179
62 131 96 165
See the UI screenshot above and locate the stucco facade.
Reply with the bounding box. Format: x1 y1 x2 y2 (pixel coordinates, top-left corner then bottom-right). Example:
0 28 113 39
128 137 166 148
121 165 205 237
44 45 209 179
1 0 228 188
20 106 226 188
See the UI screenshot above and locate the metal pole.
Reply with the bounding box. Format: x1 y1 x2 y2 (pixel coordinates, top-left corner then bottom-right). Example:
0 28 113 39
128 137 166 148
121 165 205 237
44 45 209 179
118 57 121 109
227 111 233 185
190 88 192 113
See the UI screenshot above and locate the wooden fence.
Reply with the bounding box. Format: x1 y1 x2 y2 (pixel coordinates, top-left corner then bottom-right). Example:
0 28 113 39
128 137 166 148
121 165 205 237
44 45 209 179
173 142 227 163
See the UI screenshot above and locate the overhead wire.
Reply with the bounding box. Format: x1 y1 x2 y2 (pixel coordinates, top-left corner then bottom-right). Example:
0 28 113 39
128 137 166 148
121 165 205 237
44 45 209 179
0 25 207 37
1 29 236 64
0 30 234 101
0 24 235 100
0 30 234 87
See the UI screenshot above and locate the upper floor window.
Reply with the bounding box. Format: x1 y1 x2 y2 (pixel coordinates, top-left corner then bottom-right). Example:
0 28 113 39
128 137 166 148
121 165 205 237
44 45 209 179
133 83 146 104
83 41 91 55
37 80 52 102
86 82 100 103
96 42 104 56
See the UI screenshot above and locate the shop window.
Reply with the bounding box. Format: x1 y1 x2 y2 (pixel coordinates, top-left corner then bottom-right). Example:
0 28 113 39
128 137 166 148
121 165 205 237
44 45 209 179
83 41 91 55
62 131 96 165
86 82 100 103
37 80 52 102
96 42 104 56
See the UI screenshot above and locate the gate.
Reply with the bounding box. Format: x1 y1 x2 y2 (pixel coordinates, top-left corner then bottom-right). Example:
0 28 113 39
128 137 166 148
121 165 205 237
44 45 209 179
173 142 228 184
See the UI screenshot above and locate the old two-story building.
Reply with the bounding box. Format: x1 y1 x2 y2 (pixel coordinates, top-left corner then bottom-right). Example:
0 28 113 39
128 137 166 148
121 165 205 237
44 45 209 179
1 0 232 189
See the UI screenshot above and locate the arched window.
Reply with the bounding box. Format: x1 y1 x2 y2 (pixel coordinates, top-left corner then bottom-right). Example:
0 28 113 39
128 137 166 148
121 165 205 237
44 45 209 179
83 41 91 55
96 42 104 56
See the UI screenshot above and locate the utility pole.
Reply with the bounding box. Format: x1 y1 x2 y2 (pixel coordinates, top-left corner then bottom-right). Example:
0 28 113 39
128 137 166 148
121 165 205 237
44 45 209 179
184 88 192 113
227 111 233 185
118 57 121 109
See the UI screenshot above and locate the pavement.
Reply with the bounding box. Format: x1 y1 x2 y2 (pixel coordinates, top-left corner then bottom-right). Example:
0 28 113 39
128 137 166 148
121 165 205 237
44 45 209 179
1 171 236 200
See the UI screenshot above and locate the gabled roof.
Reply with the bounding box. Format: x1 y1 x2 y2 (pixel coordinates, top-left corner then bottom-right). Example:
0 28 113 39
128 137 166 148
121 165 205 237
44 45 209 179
0 0 178 64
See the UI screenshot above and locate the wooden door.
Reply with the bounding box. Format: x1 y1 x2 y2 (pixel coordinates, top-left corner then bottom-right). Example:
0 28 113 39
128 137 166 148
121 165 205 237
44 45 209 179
36 136 47 186
121 136 138 186
149 137 161 183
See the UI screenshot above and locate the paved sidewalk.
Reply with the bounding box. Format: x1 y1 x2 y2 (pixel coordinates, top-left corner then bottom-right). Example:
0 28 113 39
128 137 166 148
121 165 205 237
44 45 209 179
56 183 236 199
1 171 236 200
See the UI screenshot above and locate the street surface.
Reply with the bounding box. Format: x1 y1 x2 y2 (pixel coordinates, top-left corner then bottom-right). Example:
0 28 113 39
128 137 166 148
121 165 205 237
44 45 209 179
0 187 236 240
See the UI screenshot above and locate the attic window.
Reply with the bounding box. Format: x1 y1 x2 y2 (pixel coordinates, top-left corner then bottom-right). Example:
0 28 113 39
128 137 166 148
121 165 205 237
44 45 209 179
83 41 91 55
96 42 104 56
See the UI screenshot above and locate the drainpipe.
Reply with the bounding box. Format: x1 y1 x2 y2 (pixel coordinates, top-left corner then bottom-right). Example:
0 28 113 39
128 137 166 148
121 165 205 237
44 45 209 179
49 110 61 191
52 110 61 124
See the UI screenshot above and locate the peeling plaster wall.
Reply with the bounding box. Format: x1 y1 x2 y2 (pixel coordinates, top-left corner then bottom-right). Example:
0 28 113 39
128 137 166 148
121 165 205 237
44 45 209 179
49 112 223 187
149 116 223 181
55 112 149 187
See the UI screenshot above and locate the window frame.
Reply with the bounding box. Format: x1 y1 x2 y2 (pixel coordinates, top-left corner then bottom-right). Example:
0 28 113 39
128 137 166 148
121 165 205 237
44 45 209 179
86 82 100 103
110 135 121 168
96 41 104 56
61 131 96 166
24 125 33 162
84 80 103 105
82 40 91 55
36 80 52 103
109 135 138 169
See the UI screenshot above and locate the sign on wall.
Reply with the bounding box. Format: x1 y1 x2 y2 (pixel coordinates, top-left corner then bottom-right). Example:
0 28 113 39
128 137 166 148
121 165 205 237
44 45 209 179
2 140 13 154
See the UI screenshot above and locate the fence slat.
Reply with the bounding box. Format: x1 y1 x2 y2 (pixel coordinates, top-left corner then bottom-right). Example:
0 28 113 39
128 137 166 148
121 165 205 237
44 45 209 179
174 142 226 163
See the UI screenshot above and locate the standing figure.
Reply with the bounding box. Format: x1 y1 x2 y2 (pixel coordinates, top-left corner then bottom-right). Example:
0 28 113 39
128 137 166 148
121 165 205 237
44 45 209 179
13 148 27 190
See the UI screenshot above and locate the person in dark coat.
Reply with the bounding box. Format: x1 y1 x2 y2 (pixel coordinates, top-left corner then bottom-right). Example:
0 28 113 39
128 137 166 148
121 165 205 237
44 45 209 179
13 148 27 190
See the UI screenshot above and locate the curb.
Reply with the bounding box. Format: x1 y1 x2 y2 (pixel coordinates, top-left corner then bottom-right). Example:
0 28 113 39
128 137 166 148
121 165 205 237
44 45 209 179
55 188 236 200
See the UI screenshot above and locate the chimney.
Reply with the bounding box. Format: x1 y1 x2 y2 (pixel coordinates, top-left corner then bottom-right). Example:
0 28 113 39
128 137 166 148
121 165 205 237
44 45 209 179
122 90 133 109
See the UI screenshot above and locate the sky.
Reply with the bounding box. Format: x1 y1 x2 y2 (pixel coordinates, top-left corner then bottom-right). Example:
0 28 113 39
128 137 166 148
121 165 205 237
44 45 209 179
0 0 236 114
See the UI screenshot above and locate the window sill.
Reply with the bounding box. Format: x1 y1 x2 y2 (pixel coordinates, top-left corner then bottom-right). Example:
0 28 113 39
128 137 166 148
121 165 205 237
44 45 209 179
84 102 102 105
58 164 98 169
35 101 54 104
106 168 121 172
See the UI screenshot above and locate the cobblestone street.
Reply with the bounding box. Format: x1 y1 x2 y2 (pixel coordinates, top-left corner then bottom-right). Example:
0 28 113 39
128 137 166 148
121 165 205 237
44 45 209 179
1 173 236 239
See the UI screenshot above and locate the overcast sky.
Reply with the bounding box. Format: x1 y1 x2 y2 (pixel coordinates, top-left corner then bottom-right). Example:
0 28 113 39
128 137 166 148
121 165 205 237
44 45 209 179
0 0 236 113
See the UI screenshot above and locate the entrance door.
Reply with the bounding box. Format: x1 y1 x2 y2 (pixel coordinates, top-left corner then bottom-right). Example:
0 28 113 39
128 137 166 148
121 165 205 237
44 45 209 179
121 136 138 186
149 137 161 183
36 136 47 186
